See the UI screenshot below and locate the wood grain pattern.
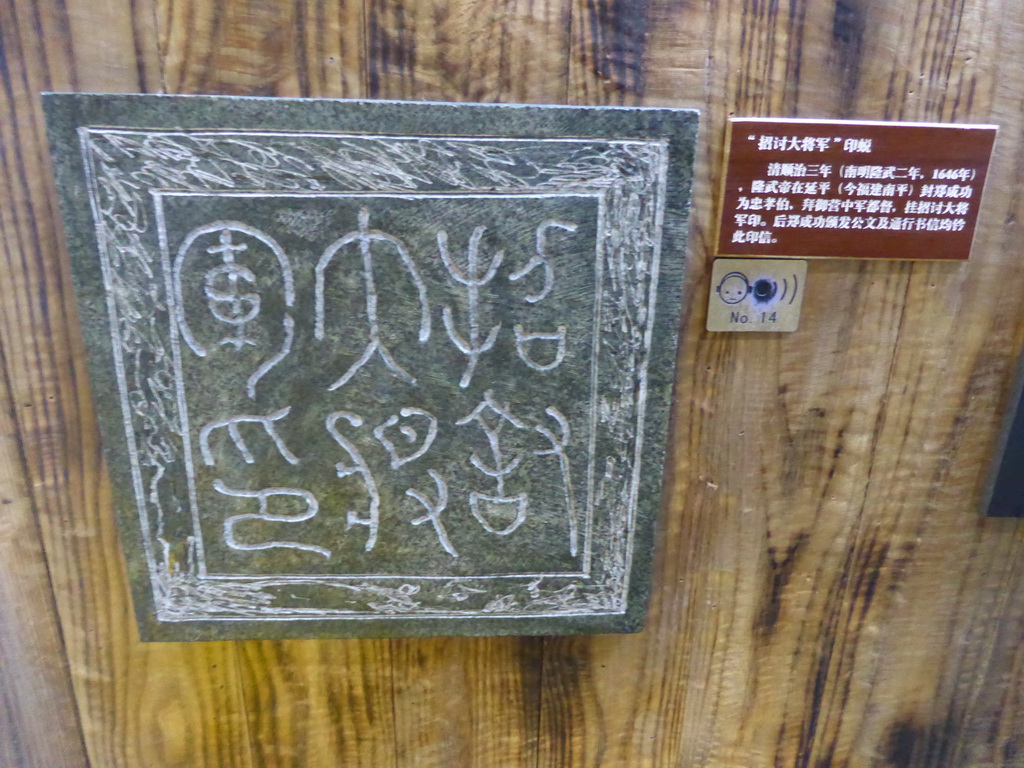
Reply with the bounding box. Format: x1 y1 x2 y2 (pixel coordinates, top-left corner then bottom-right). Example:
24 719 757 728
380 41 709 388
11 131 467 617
391 637 543 766
364 0 573 102
0 317 86 768
3 0 1024 766
157 0 365 97
236 641 397 768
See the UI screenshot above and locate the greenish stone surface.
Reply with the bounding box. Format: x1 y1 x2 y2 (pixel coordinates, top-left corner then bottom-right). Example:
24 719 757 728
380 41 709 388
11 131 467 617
43 94 698 640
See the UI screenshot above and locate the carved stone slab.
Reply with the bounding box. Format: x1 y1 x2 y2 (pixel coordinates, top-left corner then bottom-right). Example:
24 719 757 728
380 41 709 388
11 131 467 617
43 94 698 640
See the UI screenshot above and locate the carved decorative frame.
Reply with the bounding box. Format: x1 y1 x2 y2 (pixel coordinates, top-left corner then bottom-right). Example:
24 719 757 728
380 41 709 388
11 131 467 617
45 96 696 638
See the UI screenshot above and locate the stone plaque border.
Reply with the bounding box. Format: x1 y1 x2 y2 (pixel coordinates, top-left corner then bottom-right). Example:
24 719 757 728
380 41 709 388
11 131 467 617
43 95 698 640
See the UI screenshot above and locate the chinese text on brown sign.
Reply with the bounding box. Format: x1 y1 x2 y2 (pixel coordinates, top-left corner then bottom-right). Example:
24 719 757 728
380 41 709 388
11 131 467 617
718 118 997 260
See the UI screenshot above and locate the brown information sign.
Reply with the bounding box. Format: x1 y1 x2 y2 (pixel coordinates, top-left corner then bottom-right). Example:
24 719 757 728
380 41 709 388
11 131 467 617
717 118 997 260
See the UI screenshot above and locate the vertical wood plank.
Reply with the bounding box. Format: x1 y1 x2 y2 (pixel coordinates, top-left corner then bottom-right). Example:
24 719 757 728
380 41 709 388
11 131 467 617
235 641 397 768
391 637 543 766
642 0 709 111
567 0 652 105
364 0 573 102
951 527 1024 767
0 334 87 768
156 0 365 97
0 0 257 765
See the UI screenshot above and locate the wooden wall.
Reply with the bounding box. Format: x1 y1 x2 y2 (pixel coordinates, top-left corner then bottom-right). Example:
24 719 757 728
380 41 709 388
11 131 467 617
2 0 1024 765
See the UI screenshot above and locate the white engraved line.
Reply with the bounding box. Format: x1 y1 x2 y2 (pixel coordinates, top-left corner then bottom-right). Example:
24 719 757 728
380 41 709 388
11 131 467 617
513 324 567 371
620 143 671 610
315 208 430 389
438 227 503 388
199 407 299 466
92 128 662 147
583 194 608 576
470 453 521 479
153 194 209 577
534 407 579 557
324 411 381 552
203 233 260 349
79 129 161 593
406 470 457 558
216 480 330 559
469 493 528 537
202 571 587 580
172 221 294 357
247 314 294 399
160 607 622 622
159 191 604 200
456 391 529 498
150 571 612 617
373 407 438 469
457 392 531 536
509 220 578 303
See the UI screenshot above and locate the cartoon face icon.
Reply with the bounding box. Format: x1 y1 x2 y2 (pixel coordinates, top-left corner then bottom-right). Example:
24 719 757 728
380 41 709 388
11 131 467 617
716 272 750 305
